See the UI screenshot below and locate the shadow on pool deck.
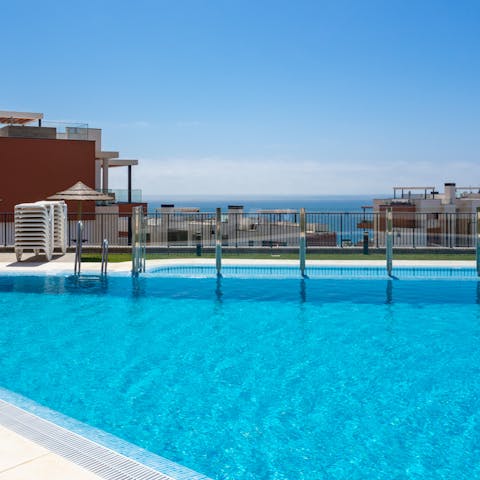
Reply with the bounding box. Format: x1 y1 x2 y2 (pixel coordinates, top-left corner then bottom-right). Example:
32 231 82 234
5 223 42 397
0 253 75 266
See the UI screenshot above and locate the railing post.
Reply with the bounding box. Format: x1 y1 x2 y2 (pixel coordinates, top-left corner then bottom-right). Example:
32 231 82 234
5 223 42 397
386 207 393 276
412 212 416 248
340 214 343 247
101 239 109 276
141 211 146 271
132 208 138 274
216 207 222 276
476 208 480 277
299 208 306 276
363 230 369 255
74 220 83 275
269 217 273 253
127 215 132 246
472 213 475 248
131 206 145 275
449 213 452 248
235 212 238 249
166 212 170 250
195 230 202 257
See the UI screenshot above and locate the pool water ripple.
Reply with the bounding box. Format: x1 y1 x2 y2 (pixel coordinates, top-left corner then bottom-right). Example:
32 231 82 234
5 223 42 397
0 274 479 479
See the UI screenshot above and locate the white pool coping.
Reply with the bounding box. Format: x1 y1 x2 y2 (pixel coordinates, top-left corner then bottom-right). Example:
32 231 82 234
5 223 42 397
0 253 475 275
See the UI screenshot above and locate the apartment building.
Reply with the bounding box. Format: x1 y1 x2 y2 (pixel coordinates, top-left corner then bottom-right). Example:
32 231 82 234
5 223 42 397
372 183 480 247
0 110 144 214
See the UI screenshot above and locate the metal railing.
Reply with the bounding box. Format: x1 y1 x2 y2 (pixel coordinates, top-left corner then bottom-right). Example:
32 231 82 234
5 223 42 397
131 206 146 274
386 208 393 276
215 208 222 275
101 239 109 276
74 221 83 275
299 208 306 275
44 122 90 140
107 189 142 203
1 211 478 250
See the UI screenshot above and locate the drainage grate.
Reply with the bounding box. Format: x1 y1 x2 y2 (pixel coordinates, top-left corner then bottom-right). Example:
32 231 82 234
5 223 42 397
0 399 178 480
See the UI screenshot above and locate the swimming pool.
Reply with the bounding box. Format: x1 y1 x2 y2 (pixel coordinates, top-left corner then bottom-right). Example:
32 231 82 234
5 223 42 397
0 268 479 479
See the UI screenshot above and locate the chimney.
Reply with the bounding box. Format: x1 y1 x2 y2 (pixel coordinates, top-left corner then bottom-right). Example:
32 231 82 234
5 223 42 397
160 204 175 213
228 205 244 224
444 183 456 205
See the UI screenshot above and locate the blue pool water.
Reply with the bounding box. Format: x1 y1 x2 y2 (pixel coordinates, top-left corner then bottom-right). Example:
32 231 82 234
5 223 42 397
0 272 480 479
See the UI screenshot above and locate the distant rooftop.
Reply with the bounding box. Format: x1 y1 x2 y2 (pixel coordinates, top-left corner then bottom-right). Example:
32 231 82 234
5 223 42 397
387 182 480 202
393 186 435 190
0 111 43 125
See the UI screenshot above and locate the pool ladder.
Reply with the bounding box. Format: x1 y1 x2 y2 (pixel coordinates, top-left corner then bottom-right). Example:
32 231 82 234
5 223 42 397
73 221 109 276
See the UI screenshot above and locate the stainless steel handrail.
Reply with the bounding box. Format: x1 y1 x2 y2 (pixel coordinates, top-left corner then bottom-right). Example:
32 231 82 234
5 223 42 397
132 206 146 275
74 221 83 275
299 208 306 276
386 208 393 276
101 238 109 276
476 207 480 277
215 207 222 276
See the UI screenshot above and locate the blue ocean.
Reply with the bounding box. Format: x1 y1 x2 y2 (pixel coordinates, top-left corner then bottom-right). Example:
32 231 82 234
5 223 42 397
143 195 384 213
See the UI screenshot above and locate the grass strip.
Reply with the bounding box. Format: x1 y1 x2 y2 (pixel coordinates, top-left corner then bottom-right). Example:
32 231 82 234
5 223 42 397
82 252 476 263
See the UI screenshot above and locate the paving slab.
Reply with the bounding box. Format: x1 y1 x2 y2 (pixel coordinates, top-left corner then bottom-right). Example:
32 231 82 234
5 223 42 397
0 426 49 471
0 426 100 480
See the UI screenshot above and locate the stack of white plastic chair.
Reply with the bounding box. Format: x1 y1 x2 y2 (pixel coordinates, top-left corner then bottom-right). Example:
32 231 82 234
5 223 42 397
14 203 54 261
14 200 68 261
36 201 67 255
54 202 68 254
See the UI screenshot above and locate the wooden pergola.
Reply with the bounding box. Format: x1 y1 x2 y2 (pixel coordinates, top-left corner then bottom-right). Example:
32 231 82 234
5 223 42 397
0 110 43 126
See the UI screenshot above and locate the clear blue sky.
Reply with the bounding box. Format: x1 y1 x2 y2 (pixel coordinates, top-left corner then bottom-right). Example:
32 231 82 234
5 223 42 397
3 0 479 195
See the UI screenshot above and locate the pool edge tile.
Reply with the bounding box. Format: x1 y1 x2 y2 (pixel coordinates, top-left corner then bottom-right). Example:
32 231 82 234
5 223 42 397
0 390 212 480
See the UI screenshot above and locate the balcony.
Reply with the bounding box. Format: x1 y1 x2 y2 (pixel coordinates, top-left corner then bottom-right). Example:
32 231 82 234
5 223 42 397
107 189 142 203
0 121 90 140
